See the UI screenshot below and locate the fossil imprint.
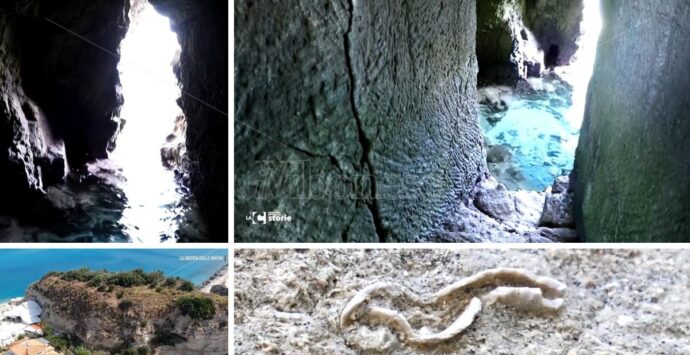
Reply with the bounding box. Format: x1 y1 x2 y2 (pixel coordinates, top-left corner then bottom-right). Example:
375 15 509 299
340 268 566 345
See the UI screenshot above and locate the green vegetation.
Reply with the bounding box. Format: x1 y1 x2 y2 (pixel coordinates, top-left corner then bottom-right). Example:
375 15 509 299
177 296 216 320
43 324 71 351
178 280 195 292
52 268 198 292
118 299 134 311
150 330 182 347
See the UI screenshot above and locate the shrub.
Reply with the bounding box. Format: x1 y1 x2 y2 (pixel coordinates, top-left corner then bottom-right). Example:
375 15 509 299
176 296 215 320
178 280 195 292
107 269 148 287
52 268 197 293
73 346 93 355
118 299 134 311
150 330 182 347
46 334 70 351
164 277 177 287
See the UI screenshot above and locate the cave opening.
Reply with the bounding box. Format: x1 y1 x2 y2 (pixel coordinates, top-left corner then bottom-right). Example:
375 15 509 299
479 0 602 192
109 2 189 242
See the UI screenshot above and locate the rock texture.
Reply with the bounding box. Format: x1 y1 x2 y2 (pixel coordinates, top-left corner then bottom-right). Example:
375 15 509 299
573 0 690 242
477 0 584 84
13 0 129 167
27 274 228 354
523 0 584 67
0 0 129 222
149 0 229 241
476 0 543 84
235 0 485 242
235 249 690 354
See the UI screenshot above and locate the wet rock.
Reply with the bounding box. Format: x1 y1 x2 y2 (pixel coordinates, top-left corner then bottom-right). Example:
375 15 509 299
540 192 574 227
478 86 513 112
45 187 77 210
487 145 512 163
537 227 577 242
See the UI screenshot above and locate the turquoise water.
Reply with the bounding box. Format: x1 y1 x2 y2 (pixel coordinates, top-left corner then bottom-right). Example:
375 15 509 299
0 249 227 302
480 76 581 191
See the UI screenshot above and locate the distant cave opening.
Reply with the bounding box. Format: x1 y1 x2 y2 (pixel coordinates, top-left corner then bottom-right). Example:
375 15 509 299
108 2 190 241
478 0 602 191
545 44 560 68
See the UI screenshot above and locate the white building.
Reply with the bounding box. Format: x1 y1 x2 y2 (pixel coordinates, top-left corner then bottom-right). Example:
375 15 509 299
2 300 42 325
0 300 43 347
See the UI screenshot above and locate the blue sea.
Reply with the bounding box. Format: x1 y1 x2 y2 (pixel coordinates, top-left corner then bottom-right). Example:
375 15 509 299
480 76 582 191
0 249 228 302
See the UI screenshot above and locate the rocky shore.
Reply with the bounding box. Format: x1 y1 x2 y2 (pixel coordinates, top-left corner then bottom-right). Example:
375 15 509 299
426 173 576 243
200 265 229 295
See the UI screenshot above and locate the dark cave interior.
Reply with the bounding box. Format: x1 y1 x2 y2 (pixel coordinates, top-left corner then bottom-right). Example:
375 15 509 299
0 0 227 242
235 0 690 243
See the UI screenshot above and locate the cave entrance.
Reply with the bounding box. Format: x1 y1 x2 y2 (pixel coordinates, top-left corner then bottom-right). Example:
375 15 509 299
110 2 186 241
480 0 602 191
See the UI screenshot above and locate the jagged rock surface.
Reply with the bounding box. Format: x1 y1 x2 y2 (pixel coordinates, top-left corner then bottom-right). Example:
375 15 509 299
0 0 129 223
522 0 584 67
476 0 544 84
477 0 583 84
235 0 485 242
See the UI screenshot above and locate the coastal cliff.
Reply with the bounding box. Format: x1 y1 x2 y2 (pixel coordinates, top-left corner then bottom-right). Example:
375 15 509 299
25 269 228 354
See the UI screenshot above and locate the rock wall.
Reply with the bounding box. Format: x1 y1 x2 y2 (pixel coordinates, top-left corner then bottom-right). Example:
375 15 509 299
573 0 690 241
235 0 486 242
523 0 584 67
476 0 543 84
13 0 129 167
148 0 229 240
476 0 584 84
0 0 128 220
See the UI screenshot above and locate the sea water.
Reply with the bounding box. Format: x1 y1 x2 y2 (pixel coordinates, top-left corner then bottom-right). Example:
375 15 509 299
480 76 581 191
0 249 227 302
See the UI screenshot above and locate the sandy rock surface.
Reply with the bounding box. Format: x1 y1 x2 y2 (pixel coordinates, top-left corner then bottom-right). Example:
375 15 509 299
235 249 690 354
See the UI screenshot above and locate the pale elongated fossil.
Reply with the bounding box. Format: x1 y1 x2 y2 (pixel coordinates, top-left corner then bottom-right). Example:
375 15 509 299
340 268 566 345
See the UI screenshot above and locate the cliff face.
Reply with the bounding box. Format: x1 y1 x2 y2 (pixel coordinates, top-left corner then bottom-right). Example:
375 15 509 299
148 0 229 240
477 0 584 83
27 275 228 354
573 0 690 241
0 0 129 221
235 0 486 242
